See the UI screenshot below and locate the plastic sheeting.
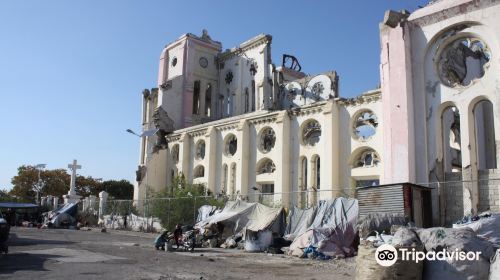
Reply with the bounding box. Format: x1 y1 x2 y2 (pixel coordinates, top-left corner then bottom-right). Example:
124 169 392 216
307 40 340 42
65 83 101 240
453 213 500 247
309 199 357 229
358 213 407 238
284 206 316 240
195 200 284 236
102 213 163 232
288 198 358 258
46 203 78 228
491 249 500 280
196 205 218 223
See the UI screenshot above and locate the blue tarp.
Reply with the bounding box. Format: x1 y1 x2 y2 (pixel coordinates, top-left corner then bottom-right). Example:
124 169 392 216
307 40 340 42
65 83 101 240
0 202 38 209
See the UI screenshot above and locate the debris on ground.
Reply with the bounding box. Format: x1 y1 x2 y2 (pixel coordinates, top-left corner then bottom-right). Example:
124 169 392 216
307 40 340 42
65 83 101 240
356 227 423 280
417 227 494 280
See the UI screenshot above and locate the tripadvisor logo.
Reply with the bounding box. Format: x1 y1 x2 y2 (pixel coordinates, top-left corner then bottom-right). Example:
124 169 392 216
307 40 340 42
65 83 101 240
375 244 398 266
375 244 482 267
375 244 481 266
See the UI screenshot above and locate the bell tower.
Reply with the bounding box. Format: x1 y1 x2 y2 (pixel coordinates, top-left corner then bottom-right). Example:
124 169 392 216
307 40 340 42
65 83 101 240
156 30 222 130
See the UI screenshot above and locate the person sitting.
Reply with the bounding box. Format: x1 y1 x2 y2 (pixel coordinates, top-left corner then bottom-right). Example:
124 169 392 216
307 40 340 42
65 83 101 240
154 231 169 250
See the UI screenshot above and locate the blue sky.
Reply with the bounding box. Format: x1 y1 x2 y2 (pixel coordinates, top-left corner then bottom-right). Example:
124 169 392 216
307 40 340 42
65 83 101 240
0 0 429 190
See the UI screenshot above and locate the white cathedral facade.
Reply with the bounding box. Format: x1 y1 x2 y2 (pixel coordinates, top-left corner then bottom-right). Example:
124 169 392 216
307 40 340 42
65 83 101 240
134 0 500 225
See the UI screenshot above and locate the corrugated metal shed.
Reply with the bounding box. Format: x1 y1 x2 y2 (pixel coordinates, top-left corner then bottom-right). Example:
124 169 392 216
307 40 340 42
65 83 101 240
357 183 434 227
358 184 405 217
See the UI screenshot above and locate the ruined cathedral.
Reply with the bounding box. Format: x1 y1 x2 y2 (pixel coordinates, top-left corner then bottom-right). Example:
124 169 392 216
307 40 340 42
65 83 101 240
134 0 500 226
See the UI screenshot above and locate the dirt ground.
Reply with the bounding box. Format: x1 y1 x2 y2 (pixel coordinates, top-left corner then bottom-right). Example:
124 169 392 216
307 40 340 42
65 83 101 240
0 227 356 280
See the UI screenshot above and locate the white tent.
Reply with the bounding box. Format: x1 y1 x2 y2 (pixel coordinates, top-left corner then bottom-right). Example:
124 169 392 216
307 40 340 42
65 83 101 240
195 200 284 236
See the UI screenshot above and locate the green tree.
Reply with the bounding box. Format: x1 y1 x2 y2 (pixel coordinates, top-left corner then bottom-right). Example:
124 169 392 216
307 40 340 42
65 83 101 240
10 165 103 202
0 189 17 202
9 165 68 202
100 180 134 199
150 174 224 231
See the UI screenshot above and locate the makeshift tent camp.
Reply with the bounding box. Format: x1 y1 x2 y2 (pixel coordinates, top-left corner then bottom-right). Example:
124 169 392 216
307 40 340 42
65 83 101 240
195 200 285 237
289 197 358 258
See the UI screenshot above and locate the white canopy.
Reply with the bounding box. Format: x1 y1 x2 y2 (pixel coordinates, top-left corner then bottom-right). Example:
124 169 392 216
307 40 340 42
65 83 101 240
195 200 284 234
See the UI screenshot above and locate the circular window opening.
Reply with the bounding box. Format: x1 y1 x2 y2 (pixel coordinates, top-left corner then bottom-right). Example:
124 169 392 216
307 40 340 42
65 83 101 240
259 127 276 153
302 120 321 146
171 57 178 67
224 134 237 156
437 37 490 87
195 140 206 160
199 57 208 68
353 111 378 141
171 144 179 163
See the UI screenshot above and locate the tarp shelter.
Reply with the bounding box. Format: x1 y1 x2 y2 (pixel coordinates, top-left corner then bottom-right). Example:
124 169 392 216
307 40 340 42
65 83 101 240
284 206 317 240
195 200 285 237
46 203 78 228
196 205 219 223
289 197 358 258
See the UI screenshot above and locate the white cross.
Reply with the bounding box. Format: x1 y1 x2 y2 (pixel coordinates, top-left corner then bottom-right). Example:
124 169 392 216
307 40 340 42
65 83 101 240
67 159 81 196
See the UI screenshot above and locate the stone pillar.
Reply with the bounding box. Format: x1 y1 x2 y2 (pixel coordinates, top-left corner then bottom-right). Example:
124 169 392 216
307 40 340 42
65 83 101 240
46 195 53 209
41 197 47 207
99 191 108 219
82 197 88 212
89 195 97 212
53 197 59 210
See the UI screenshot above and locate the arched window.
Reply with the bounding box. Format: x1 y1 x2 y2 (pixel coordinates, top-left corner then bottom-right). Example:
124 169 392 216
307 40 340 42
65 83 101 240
251 80 256 111
226 90 233 116
230 163 236 195
301 157 308 190
299 157 308 208
192 81 201 115
195 140 206 160
442 106 462 172
353 149 380 168
315 156 320 189
244 88 249 113
474 100 496 170
194 165 205 178
171 144 180 164
257 158 276 174
205 83 212 117
222 164 228 194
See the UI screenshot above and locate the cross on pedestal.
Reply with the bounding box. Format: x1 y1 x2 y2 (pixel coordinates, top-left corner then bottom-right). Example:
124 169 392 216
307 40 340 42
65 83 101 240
67 159 81 196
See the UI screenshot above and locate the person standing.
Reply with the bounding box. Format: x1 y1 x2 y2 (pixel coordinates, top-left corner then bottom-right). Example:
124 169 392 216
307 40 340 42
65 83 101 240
173 224 183 248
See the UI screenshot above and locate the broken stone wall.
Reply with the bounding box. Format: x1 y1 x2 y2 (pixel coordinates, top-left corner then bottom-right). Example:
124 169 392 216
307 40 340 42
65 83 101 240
478 169 500 213
444 172 464 225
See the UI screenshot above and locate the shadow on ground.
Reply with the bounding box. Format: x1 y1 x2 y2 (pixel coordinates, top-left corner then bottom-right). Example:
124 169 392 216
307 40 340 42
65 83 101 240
8 233 74 246
0 252 61 275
